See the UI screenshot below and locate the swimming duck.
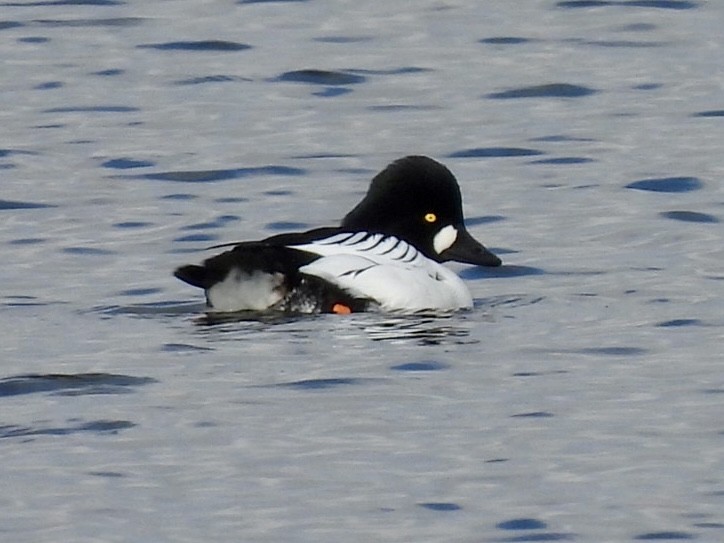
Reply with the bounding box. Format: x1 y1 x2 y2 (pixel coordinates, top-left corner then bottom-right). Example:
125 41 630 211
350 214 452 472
174 155 501 314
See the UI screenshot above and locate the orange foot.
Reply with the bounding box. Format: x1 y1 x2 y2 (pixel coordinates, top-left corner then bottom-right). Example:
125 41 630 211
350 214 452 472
332 303 352 315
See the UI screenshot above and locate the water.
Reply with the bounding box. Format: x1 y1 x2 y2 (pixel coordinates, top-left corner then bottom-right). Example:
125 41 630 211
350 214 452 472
2 1 723 541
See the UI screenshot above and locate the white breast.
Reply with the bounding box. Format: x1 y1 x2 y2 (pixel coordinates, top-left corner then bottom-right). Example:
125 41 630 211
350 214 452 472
292 233 473 312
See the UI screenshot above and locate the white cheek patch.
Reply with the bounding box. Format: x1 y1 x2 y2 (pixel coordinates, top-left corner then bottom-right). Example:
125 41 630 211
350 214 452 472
433 225 458 254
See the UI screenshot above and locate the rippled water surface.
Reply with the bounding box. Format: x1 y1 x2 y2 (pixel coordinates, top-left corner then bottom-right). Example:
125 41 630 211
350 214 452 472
2 1 723 541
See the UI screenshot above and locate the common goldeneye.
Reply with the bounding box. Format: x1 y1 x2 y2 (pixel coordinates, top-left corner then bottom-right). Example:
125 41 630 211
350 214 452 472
174 155 501 314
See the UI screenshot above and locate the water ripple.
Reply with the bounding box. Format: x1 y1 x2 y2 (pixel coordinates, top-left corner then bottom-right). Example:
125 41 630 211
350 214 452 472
62 246 116 255
131 166 306 182
91 68 125 76
497 519 547 530
138 40 252 51
0 199 55 210
239 0 308 3
418 502 462 511
579 346 648 356
660 210 719 223
556 1 698 9
175 75 249 85
274 69 366 86
180 215 240 230
580 39 665 48
655 318 702 327
33 18 143 27
0 420 135 439
497 534 574 541
101 158 154 169
43 105 139 113
0 0 122 6
634 531 696 540
530 157 594 164
264 221 309 231
625 176 703 192
480 37 534 45
34 81 63 89
693 110 724 117
486 83 597 99
390 361 450 372
269 377 377 390
313 87 352 98
0 373 157 397
466 215 506 226
448 147 543 158
362 316 473 345
348 67 430 75
313 36 372 44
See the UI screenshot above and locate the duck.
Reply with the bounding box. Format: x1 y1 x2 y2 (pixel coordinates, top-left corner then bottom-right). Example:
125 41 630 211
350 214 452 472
174 155 501 314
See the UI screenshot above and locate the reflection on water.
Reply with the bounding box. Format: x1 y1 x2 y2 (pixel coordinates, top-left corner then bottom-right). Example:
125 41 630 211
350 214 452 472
100 293 555 345
105 301 480 345
94 301 206 318
200 309 478 346
355 313 476 345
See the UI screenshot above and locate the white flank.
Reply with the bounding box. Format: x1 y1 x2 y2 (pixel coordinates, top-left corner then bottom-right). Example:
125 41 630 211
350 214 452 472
295 233 472 313
433 225 458 255
206 269 285 312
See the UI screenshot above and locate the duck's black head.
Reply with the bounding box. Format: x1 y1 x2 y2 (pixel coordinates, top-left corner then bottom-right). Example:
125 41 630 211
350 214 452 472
342 156 501 266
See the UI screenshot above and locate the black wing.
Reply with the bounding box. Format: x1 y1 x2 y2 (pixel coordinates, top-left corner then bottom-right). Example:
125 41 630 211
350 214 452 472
174 241 321 290
202 227 344 252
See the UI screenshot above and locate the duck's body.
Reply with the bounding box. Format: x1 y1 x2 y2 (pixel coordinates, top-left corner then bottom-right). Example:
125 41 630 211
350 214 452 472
174 156 501 314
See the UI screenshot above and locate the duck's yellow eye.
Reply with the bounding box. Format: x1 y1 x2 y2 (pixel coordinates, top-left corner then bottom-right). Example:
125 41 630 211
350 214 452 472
424 213 437 223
